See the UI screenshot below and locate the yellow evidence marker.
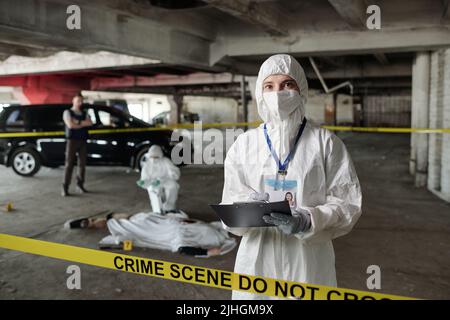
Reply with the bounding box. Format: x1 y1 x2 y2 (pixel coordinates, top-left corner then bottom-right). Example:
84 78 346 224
123 240 133 251
5 202 13 212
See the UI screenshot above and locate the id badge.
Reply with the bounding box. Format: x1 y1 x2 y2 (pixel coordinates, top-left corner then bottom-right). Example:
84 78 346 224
263 175 298 208
276 169 287 188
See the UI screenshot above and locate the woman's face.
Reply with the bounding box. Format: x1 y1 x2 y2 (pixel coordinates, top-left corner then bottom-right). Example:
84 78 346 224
263 74 300 93
286 193 292 201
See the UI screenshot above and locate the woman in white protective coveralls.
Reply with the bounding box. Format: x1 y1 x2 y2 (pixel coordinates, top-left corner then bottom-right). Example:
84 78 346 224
221 54 362 300
139 145 180 212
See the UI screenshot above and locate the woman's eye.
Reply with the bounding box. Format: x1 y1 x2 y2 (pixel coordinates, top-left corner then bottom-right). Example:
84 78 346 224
264 85 272 90
285 82 294 88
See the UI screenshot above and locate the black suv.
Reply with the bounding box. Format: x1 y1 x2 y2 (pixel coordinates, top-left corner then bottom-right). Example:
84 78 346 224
0 104 177 176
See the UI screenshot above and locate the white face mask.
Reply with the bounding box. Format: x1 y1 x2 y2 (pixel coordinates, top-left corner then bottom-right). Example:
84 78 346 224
263 90 302 121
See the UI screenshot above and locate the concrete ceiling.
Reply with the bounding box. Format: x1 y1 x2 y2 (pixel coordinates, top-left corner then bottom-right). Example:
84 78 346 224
0 0 448 94
0 0 448 64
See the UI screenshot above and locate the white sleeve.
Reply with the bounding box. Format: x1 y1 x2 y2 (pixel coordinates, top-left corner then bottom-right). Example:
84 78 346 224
140 162 152 182
164 158 181 181
295 133 362 242
220 138 253 237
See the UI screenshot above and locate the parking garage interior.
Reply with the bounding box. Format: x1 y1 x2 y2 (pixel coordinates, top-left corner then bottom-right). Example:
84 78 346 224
0 0 450 300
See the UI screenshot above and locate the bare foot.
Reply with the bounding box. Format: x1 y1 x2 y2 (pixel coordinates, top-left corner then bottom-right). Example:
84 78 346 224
88 218 107 229
207 247 221 257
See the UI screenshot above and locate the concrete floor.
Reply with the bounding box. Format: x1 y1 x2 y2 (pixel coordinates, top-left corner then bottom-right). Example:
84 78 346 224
0 133 449 300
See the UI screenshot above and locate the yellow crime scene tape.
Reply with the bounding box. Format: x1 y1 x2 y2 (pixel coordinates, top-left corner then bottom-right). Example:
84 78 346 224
321 125 450 134
0 122 261 138
0 122 449 138
0 233 416 300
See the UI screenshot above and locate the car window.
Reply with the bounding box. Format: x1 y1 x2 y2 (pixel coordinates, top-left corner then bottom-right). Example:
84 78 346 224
97 109 130 128
6 109 24 127
28 107 66 131
86 108 96 122
2 108 26 131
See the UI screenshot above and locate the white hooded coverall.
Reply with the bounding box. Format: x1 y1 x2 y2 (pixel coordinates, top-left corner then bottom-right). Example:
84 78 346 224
141 145 180 212
221 54 362 299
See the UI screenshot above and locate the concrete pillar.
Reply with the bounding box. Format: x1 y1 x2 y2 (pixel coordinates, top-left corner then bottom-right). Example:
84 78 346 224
410 52 430 187
427 50 445 191
324 93 336 125
241 75 248 125
353 95 363 126
236 76 250 125
441 49 450 200
168 94 183 125
237 75 250 130
143 100 151 123
246 76 259 122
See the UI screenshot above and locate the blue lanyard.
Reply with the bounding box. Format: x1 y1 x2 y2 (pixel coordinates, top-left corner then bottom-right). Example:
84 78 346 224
264 117 307 175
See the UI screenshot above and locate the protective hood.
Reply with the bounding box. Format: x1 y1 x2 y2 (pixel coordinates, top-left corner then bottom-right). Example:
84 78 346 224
141 144 180 182
147 145 163 158
255 54 309 160
255 54 308 124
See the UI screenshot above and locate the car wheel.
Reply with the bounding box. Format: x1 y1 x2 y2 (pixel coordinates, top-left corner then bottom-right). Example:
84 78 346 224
10 148 41 177
136 147 150 171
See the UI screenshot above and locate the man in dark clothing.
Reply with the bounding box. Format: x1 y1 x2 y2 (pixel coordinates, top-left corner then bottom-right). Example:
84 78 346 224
62 93 93 196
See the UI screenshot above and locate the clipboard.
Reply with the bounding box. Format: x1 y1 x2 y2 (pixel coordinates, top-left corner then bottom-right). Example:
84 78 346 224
209 200 292 228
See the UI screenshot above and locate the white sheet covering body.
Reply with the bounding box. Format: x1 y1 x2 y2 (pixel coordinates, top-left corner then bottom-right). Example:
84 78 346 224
99 212 236 255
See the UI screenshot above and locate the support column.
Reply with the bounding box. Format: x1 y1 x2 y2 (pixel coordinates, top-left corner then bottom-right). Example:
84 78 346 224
441 49 450 201
324 93 336 125
353 95 363 126
168 94 183 125
246 76 259 123
410 52 431 187
236 76 249 124
240 75 248 130
428 50 445 192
